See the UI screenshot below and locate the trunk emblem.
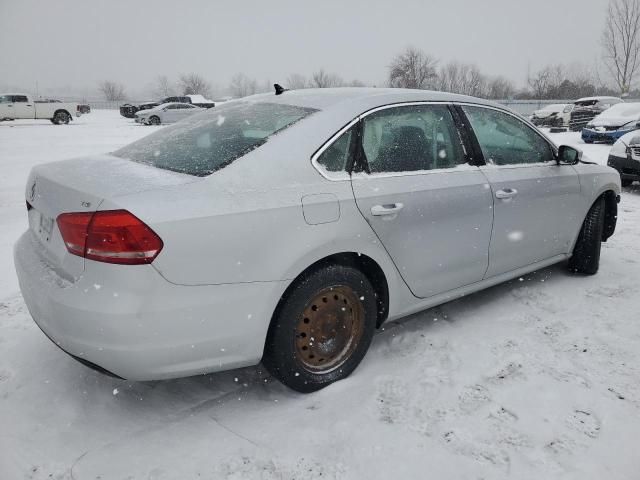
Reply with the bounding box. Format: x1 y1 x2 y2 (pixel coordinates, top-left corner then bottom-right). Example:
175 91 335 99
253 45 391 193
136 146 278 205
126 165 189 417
81 201 92 208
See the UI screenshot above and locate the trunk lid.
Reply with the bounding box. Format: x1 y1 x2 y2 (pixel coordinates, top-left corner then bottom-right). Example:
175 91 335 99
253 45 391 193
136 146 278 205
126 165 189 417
25 154 197 281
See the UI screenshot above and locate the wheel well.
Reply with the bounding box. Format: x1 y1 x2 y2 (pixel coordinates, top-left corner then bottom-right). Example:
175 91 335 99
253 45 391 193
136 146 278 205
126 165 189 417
601 190 618 242
275 253 390 329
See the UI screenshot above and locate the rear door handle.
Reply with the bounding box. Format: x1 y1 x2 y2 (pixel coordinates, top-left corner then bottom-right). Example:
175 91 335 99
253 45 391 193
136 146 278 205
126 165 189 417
495 188 518 199
371 203 404 216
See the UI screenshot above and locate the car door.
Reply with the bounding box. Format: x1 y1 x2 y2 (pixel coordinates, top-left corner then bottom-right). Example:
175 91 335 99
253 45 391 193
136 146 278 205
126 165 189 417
161 105 179 123
12 95 35 119
175 104 195 120
459 104 582 278
348 103 494 299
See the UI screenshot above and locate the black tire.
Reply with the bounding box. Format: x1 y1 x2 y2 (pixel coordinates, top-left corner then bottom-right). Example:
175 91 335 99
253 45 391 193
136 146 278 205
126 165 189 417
148 116 161 125
52 110 70 125
568 197 605 275
621 178 633 187
263 264 377 393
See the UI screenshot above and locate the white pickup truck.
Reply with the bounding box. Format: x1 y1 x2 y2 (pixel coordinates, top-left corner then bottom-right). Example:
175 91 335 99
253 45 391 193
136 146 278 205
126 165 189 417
0 93 81 124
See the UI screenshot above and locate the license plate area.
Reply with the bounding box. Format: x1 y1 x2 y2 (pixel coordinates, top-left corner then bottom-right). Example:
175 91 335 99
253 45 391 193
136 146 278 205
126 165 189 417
29 209 54 243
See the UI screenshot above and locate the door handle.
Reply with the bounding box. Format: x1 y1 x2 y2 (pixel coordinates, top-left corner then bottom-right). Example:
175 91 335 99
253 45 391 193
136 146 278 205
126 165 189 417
495 188 518 199
371 203 404 216
25 104 32 107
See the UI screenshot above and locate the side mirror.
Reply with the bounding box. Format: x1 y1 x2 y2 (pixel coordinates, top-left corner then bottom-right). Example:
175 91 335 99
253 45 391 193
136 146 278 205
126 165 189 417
557 145 582 165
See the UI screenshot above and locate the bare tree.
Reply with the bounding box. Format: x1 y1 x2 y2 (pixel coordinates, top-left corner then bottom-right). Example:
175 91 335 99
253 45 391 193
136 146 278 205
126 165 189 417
229 73 257 97
286 73 308 89
153 75 176 98
178 73 212 97
310 69 344 88
346 79 366 87
98 80 126 101
438 61 487 96
388 47 438 89
527 65 564 99
485 76 515 99
602 0 640 94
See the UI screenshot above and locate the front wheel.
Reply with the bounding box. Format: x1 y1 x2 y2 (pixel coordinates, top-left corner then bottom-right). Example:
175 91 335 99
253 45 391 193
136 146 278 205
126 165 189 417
263 265 377 393
568 197 605 275
148 116 161 125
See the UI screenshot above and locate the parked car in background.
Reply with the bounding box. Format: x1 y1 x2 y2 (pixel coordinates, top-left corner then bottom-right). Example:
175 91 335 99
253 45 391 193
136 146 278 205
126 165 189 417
134 102 204 124
120 95 214 118
0 93 81 124
569 96 623 131
582 103 640 144
530 103 571 127
14 88 620 393
608 130 640 186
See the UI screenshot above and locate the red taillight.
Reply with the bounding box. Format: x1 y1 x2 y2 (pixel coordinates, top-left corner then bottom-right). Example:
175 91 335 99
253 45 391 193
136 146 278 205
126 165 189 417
56 210 163 265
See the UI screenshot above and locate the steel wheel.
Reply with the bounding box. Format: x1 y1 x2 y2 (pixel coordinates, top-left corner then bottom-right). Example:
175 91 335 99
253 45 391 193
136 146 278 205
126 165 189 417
263 264 378 393
295 285 365 373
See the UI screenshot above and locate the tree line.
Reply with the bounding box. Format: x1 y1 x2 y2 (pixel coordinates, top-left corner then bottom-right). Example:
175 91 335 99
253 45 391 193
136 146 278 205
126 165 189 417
100 0 640 102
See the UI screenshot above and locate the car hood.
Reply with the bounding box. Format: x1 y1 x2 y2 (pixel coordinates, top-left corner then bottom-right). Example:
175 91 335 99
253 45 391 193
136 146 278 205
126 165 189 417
532 110 558 118
136 107 161 115
589 116 636 128
615 130 640 147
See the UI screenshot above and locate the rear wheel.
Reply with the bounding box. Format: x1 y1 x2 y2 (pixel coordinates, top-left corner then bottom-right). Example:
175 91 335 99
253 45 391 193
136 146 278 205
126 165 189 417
568 197 605 275
263 265 377 393
148 115 161 125
52 110 70 125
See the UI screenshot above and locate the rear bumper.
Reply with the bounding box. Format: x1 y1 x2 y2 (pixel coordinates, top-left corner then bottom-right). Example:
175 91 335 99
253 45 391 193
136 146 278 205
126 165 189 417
607 154 640 181
581 128 627 143
14 231 286 380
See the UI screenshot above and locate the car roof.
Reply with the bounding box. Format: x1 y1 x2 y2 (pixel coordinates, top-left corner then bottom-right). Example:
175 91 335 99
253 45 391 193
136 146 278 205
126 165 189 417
241 87 503 113
156 102 195 108
575 96 622 102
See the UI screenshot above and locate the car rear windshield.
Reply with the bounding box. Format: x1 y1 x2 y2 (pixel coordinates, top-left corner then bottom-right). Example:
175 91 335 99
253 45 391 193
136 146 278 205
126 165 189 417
114 102 317 176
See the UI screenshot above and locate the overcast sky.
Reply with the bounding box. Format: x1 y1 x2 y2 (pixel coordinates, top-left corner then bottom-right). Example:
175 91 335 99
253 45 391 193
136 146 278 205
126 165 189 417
0 0 610 97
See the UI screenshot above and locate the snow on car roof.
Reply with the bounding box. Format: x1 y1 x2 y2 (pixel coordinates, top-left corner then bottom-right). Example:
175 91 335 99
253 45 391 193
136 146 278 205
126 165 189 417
575 96 622 103
241 87 501 112
186 94 214 103
597 102 640 119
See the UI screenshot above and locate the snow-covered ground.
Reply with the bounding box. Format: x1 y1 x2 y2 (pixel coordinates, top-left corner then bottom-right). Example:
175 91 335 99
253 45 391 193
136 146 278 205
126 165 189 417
1 111 639 479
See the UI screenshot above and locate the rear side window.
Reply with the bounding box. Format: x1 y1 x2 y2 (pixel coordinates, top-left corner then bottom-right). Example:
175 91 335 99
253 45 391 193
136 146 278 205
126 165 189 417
12 95 28 102
463 106 554 165
316 126 355 173
115 102 317 176
362 104 465 173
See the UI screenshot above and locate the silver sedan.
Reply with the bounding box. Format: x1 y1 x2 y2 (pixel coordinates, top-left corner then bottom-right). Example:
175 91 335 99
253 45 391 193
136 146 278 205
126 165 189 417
135 102 204 125
14 88 621 392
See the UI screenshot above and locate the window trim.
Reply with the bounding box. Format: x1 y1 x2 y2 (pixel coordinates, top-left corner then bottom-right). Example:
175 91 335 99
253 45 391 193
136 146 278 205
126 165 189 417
455 103 559 167
311 101 470 181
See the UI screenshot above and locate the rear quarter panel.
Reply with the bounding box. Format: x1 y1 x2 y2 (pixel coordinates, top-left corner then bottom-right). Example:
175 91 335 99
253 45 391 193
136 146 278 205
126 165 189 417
107 112 408 302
